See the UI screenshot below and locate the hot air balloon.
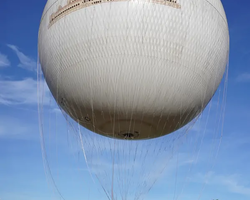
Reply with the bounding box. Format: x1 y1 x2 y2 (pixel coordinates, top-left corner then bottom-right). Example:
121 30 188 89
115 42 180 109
38 0 229 199
38 0 229 140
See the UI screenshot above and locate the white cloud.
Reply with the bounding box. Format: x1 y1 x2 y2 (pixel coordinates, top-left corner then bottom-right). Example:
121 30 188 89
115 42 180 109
0 78 50 105
236 73 250 82
7 44 37 71
0 52 10 67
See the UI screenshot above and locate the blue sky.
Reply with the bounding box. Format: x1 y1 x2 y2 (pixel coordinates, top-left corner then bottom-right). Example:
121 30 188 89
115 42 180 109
0 0 250 200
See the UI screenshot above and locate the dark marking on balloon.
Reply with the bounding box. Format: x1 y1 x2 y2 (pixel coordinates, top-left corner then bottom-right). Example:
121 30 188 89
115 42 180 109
118 131 140 140
84 116 91 122
60 97 67 107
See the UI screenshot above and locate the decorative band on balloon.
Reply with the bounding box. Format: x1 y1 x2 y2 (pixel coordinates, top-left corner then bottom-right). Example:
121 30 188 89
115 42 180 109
48 0 181 28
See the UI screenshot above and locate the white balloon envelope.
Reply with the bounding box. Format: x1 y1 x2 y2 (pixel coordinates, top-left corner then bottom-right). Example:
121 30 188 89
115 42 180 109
38 0 229 139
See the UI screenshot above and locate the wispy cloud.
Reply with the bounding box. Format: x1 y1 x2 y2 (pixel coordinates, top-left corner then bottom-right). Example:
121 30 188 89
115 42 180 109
220 175 250 196
194 172 250 197
236 73 250 82
7 44 36 71
0 78 50 105
0 52 10 67
0 115 34 139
